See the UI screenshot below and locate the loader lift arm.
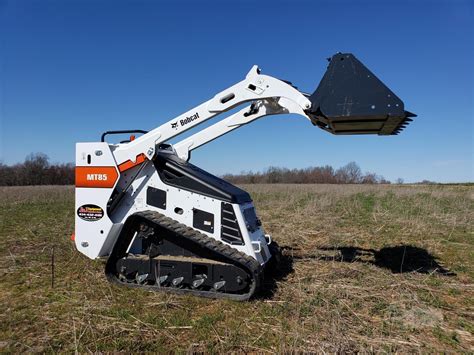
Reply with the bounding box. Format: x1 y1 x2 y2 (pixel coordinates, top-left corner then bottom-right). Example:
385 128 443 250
111 65 311 166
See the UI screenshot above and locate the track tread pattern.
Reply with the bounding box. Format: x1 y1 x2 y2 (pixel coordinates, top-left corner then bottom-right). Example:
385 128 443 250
105 210 263 300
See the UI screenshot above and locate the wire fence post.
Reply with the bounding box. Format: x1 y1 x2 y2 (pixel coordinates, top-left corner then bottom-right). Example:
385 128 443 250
51 246 55 288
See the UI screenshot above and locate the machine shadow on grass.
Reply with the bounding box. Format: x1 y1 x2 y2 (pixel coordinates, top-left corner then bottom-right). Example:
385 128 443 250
289 245 455 275
257 252 295 299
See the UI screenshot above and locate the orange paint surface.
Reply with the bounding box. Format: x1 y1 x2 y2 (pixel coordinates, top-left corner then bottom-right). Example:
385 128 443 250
75 166 118 188
118 154 147 172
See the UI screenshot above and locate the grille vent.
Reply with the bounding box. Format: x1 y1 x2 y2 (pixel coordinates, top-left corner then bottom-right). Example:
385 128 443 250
220 202 244 245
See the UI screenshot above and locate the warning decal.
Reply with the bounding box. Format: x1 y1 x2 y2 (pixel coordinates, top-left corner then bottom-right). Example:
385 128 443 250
77 204 104 221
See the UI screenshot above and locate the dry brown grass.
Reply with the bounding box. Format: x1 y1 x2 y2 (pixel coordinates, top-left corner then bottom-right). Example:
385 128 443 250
0 184 472 352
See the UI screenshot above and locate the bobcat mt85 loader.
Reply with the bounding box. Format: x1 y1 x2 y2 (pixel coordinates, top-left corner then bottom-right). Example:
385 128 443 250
74 53 415 300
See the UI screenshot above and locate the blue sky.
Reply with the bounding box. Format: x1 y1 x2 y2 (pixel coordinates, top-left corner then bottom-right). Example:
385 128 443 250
1 0 473 182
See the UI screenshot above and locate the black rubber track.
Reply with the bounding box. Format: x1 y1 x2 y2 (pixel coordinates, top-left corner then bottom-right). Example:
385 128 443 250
105 210 263 301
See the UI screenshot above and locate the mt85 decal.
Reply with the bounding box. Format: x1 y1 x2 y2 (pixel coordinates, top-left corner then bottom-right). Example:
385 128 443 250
75 166 118 188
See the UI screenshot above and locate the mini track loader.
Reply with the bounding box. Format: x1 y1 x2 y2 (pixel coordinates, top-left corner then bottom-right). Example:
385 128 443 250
74 53 415 300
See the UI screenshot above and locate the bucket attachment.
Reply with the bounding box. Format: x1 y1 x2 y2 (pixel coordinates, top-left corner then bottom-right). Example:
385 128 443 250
306 53 416 135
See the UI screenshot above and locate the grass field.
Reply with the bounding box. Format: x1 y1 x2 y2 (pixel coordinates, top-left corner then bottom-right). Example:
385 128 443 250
1 184 473 352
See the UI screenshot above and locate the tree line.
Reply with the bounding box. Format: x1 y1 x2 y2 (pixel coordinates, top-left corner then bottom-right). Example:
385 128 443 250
0 153 74 186
223 162 394 184
0 153 398 186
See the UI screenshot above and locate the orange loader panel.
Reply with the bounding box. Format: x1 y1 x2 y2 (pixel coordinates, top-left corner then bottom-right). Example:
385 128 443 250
75 166 119 188
118 153 147 172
